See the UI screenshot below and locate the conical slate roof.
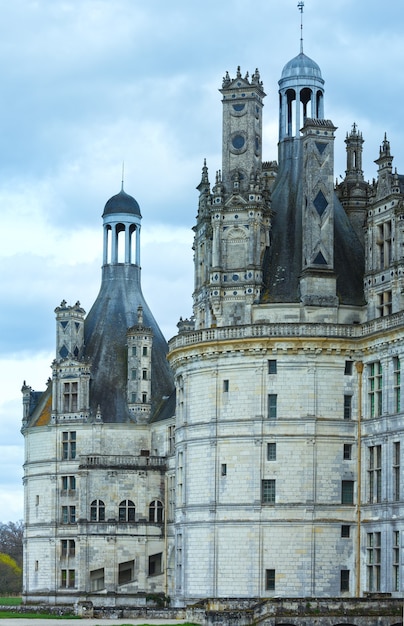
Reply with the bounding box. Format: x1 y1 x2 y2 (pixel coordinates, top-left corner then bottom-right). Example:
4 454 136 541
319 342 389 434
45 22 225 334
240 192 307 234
261 140 365 305
84 264 174 423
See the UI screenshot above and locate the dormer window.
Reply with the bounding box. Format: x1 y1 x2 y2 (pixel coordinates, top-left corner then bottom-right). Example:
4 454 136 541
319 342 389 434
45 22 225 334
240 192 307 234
63 382 78 412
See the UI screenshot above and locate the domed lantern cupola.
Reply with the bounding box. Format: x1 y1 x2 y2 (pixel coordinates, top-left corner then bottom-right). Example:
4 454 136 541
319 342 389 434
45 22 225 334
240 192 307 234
102 186 142 266
278 3 324 140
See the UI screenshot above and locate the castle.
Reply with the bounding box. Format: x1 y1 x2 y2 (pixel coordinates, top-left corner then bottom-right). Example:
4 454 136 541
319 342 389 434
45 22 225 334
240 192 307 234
21 36 404 606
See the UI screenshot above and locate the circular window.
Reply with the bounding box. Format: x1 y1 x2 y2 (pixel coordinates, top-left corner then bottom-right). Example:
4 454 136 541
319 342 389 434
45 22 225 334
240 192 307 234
232 135 245 150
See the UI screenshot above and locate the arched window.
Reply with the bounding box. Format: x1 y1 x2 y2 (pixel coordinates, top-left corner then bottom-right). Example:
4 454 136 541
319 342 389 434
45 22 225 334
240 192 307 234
90 500 105 522
149 500 164 523
119 500 136 522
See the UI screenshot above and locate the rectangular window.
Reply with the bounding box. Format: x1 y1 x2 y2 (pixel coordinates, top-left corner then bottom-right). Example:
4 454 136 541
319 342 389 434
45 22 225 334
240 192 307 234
368 445 382 503
341 480 354 505
377 290 392 317
132 346 137 357
221 463 227 476
262 479 276 504
344 395 352 420
367 532 381 591
62 506 76 524
69 569 75 588
377 220 392 270
268 394 277 419
61 539 75 558
341 525 350 538
223 379 229 392
177 451 183 506
344 360 353 375
62 475 76 492
267 442 276 461
265 569 275 591
142 346 148 356
62 431 76 460
142 369 147 380
142 393 147 403
393 442 400 501
343 444 352 460
90 567 105 591
60 569 75 588
168 474 175 522
131 369 136 380
63 382 78 412
393 531 400 592
268 360 277 374
340 569 350 592
394 356 401 413
148 552 162 576
168 425 176 455
368 362 382 417
176 533 182 592
118 560 134 585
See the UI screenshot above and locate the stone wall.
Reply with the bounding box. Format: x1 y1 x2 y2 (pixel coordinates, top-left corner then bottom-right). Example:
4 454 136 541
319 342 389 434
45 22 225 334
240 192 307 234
186 597 404 625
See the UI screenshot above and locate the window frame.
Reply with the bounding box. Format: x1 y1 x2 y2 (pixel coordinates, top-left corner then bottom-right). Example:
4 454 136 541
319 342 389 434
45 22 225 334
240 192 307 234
344 394 352 420
149 500 164 523
90 499 105 522
341 480 354 505
340 569 350 592
343 444 352 460
268 360 277 375
62 431 76 460
367 531 381 592
265 568 275 591
118 499 136 523
262 479 276 504
268 394 277 420
267 442 276 461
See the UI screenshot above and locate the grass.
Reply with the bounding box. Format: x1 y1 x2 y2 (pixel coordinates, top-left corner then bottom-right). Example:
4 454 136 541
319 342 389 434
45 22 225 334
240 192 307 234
0 618 197 624
0 612 78 619
0 598 21 606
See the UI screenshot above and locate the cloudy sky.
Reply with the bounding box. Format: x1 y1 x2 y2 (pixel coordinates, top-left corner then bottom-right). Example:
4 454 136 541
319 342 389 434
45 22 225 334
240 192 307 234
2 0 404 522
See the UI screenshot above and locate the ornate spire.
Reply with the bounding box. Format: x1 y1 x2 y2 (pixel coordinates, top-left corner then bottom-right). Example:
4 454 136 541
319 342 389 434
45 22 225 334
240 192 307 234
380 132 391 157
196 158 210 194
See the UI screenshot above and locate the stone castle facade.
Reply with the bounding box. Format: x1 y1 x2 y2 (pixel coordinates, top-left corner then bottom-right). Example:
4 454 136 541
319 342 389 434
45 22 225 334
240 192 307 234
21 42 404 606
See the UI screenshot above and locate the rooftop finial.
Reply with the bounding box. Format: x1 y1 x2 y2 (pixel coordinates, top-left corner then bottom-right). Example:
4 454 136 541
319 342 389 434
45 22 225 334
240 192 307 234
121 161 125 191
298 1 304 53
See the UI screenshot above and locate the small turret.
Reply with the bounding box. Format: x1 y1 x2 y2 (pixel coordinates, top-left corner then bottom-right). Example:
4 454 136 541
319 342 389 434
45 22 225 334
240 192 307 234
375 133 394 200
126 306 153 423
345 122 364 180
335 123 370 246
219 67 265 192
